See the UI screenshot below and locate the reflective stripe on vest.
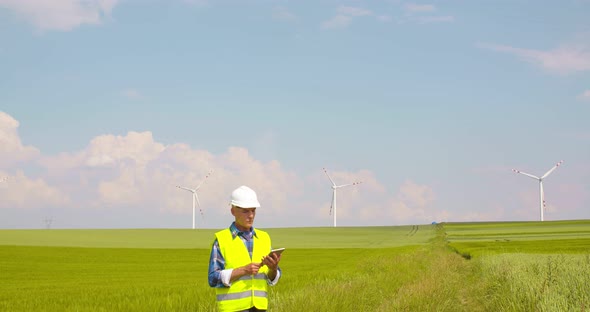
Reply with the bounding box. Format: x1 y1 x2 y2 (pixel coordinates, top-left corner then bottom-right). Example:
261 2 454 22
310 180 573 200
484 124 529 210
236 273 267 281
214 228 272 312
217 290 268 301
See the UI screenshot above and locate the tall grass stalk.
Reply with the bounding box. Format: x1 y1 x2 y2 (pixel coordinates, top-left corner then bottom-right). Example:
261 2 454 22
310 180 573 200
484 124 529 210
476 254 590 312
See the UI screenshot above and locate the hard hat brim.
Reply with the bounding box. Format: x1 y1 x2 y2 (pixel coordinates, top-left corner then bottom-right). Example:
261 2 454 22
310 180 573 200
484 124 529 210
231 200 260 208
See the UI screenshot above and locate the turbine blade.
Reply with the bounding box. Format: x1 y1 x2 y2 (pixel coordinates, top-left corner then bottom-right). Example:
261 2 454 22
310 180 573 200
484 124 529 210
541 160 563 179
194 193 201 208
337 181 363 188
512 169 539 180
177 186 195 192
196 169 214 189
323 168 337 186
194 193 204 219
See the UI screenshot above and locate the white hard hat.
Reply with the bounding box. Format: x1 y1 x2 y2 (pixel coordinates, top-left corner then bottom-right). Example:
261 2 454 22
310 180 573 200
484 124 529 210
230 185 261 208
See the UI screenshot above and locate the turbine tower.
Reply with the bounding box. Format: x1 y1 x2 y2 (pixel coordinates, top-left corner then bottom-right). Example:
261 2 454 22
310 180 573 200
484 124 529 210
323 168 362 227
512 160 563 222
176 170 213 229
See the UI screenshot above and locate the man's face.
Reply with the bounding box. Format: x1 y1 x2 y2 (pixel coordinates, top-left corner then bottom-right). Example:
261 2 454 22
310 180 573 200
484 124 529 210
231 206 256 231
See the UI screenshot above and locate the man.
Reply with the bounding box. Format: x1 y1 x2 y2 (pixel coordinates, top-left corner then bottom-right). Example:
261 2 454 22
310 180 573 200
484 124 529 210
208 185 282 312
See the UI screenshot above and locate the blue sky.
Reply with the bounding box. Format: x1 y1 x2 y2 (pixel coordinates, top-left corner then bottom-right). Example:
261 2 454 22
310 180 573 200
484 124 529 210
1 0 589 229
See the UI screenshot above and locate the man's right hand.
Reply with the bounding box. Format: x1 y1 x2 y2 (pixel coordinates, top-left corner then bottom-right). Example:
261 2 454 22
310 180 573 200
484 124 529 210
240 262 262 276
230 262 262 283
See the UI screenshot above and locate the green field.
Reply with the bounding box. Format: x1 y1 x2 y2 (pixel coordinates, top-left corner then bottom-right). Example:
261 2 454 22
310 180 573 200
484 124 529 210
0 225 432 249
444 220 590 257
1 221 589 311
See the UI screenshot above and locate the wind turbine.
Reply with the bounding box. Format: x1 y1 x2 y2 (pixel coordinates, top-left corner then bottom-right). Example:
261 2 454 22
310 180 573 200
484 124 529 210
176 170 213 229
0 176 9 188
512 160 563 222
323 168 362 227
44 217 54 229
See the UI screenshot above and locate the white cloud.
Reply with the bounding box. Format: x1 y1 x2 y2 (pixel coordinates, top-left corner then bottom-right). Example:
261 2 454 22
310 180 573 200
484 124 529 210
0 170 70 209
322 6 372 30
356 180 439 224
33 128 301 221
0 111 40 168
377 15 393 23
0 0 119 31
417 15 454 23
1 109 441 228
37 131 166 184
398 180 434 208
272 6 297 22
389 181 437 223
98 166 142 206
87 145 304 221
404 3 435 13
323 4 448 30
4 111 587 228
578 90 590 101
337 6 372 17
482 43 590 74
86 154 116 167
322 15 353 29
86 131 165 167
25 130 170 214
121 89 145 100
400 3 453 24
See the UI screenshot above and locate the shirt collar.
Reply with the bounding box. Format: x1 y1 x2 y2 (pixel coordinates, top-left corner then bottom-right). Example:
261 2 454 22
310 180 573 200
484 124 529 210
230 222 257 239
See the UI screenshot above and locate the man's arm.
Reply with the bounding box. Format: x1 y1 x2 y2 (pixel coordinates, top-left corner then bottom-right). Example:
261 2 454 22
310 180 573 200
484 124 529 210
208 239 230 288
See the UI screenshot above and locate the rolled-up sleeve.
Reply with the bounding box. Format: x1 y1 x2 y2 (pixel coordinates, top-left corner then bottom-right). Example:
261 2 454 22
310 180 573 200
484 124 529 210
267 268 281 286
208 239 228 288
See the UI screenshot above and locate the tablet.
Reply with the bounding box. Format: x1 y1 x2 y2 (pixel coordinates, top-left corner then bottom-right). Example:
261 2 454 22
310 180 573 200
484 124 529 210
270 248 285 256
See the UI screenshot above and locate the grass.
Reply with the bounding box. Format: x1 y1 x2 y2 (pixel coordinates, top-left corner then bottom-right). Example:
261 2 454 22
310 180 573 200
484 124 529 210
445 220 590 312
0 229 219 248
1 220 589 311
445 220 590 257
0 245 211 311
271 244 485 311
1 244 482 311
474 254 590 311
0 225 434 249
444 219 590 241
0 225 438 311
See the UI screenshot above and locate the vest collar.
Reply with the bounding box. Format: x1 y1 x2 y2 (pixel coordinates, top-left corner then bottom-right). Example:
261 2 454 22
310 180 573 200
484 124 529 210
230 222 257 239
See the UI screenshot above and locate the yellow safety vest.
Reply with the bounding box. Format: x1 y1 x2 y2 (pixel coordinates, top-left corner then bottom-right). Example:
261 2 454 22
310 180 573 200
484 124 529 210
214 228 271 312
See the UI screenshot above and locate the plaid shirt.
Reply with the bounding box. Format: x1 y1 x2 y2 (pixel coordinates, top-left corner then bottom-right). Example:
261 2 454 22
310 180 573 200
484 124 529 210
208 222 281 288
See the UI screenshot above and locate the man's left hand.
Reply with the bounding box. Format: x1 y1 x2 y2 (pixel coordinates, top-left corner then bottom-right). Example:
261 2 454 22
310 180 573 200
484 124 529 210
261 253 281 270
